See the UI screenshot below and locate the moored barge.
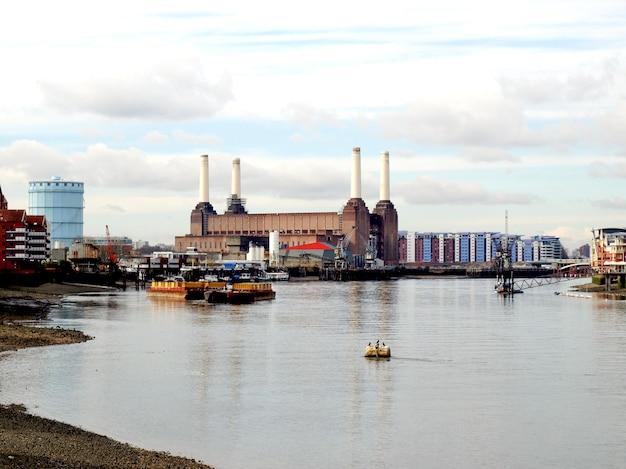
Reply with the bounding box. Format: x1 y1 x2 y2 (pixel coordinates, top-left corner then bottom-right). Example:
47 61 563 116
205 282 276 304
147 279 227 300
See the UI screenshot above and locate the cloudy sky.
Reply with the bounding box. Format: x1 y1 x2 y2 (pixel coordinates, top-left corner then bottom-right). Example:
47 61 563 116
1 1 625 252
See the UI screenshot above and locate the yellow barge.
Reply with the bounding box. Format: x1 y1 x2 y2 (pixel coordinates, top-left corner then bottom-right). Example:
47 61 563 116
147 279 227 300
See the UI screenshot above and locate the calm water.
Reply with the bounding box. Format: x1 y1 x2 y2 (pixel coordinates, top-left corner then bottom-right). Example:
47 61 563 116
2 278 626 468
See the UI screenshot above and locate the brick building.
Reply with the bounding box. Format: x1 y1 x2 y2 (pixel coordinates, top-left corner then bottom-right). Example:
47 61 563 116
0 185 50 274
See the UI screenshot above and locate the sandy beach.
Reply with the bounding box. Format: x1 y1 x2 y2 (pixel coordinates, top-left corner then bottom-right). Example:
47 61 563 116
0 283 216 469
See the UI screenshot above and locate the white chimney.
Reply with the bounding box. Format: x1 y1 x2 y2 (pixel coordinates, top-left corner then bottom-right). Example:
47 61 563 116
199 154 209 203
232 158 241 198
380 151 390 201
351 147 362 199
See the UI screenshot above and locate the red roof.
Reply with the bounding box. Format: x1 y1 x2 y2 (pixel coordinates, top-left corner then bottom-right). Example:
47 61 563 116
284 241 335 251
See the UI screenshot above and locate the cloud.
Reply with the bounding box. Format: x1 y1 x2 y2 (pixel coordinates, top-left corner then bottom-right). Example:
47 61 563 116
240 159 350 201
378 95 538 147
587 161 626 178
498 56 624 106
0 140 200 191
173 130 221 145
283 102 342 130
0 140 67 180
589 196 626 209
597 99 626 149
544 226 593 252
38 61 234 120
395 176 540 205
142 131 169 145
101 204 126 212
459 146 521 163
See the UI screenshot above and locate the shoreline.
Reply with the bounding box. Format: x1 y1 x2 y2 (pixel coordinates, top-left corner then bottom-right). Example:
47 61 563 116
570 282 626 297
0 283 216 469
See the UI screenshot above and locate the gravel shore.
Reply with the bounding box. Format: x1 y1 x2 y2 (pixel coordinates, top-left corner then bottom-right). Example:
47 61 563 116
0 283 216 469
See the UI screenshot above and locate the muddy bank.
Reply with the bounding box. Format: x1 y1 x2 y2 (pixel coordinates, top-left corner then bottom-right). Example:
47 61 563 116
0 282 116 320
0 404 214 469
0 323 93 353
571 282 626 297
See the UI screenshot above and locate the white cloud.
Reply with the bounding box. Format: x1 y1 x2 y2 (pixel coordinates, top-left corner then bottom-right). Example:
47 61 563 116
38 61 234 120
459 147 521 163
395 176 540 205
590 197 626 210
142 131 169 145
173 130 221 145
587 161 626 178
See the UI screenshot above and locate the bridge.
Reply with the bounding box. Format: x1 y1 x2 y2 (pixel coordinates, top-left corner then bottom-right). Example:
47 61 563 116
512 275 581 291
507 260 591 291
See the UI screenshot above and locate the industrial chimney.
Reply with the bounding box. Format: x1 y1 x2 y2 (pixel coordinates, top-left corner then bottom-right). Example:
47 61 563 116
380 151 390 201
226 157 247 214
199 154 209 203
351 147 362 199
232 158 241 198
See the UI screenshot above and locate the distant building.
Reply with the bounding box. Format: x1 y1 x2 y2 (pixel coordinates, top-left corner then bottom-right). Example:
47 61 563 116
399 231 565 264
175 150 399 267
591 228 626 273
0 185 50 274
28 177 84 249
578 244 590 258
76 235 134 262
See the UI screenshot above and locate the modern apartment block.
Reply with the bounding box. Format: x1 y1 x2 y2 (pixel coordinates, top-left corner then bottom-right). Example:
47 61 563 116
400 231 566 264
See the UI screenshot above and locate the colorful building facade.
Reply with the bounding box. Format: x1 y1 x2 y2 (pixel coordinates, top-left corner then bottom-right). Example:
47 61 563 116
400 231 565 265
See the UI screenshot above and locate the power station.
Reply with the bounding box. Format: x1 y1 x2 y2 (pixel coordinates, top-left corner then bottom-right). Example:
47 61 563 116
175 148 399 266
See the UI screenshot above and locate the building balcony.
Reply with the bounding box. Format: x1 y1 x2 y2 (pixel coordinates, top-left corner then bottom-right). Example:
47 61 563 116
6 253 27 259
29 254 48 260
6 228 27 234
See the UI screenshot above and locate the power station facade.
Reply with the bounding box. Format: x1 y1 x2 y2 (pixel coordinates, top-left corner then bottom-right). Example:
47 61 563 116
28 177 84 249
175 149 399 266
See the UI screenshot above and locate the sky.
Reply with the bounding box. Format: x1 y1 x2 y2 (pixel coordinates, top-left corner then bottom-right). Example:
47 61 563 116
1 1 625 253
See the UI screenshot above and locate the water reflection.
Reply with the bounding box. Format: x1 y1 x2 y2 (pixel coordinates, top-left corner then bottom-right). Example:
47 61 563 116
2 279 626 468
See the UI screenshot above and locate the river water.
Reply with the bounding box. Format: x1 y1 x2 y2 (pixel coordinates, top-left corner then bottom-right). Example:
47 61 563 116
1 278 626 468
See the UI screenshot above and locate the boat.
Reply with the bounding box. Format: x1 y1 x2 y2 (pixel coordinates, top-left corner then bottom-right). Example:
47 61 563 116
364 342 391 358
261 270 290 281
205 281 276 304
147 277 227 300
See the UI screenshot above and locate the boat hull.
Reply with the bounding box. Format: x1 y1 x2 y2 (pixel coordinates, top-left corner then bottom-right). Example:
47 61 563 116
205 282 276 304
364 345 391 358
147 280 227 300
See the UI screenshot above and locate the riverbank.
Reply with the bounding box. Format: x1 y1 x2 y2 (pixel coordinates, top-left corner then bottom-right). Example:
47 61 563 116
0 283 216 469
571 282 626 296
0 404 214 468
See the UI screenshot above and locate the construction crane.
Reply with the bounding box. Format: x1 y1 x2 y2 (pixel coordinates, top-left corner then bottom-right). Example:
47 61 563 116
105 225 118 264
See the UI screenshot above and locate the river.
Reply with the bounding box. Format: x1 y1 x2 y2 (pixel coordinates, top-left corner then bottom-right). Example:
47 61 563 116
1 278 626 468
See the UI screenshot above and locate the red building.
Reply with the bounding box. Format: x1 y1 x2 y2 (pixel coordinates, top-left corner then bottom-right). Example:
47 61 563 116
0 186 50 274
